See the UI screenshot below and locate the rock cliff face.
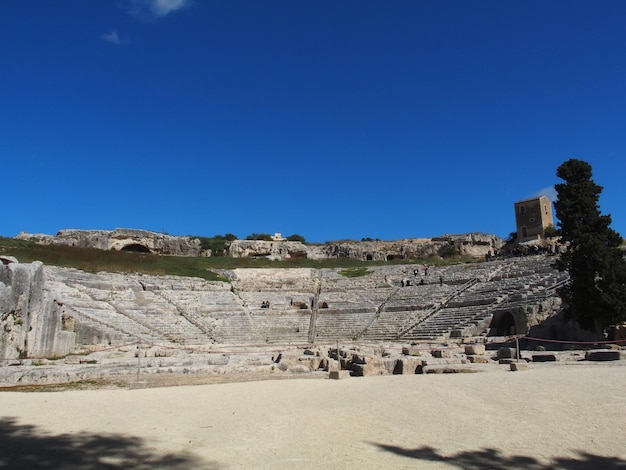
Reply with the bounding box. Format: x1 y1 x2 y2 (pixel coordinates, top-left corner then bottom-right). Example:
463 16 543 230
16 229 502 261
16 228 204 256
229 233 503 261
0 258 75 359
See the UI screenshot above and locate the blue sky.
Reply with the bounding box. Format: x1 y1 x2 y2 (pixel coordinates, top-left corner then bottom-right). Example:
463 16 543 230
2 1 625 243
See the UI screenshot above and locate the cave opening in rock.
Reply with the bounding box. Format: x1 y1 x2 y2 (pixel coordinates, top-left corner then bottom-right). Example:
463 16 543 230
490 311 517 336
121 244 151 253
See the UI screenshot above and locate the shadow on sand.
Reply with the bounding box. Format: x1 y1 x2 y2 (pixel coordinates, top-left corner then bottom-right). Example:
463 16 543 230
370 443 626 469
0 417 219 469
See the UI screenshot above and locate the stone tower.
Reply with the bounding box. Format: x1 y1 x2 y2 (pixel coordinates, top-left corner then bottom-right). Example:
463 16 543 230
514 196 554 242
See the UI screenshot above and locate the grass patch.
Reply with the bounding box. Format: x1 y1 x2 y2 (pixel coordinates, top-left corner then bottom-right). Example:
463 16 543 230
0 236 481 279
0 237 228 281
339 267 372 278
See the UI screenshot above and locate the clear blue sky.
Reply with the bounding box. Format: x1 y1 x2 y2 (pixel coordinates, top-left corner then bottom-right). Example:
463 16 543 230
2 1 625 242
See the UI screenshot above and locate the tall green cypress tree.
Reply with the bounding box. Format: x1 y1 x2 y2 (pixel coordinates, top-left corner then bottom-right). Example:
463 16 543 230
553 159 626 335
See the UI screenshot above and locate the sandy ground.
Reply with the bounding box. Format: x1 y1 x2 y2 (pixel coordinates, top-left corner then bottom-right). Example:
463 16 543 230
1 362 626 469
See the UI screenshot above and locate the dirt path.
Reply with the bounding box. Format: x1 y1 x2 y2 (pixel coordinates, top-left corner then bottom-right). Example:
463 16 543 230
1 362 626 469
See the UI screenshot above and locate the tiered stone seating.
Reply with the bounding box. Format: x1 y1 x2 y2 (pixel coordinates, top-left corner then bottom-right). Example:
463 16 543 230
398 256 565 340
44 255 567 347
46 269 164 345
107 288 209 345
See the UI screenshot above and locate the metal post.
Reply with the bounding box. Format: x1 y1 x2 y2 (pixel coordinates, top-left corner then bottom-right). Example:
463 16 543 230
137 342 141 381
515 335 520 361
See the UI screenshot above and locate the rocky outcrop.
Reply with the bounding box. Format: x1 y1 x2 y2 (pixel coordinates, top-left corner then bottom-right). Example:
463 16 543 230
0 259 75 359
228 233 503 261
16 228 204 256
16 229 502 261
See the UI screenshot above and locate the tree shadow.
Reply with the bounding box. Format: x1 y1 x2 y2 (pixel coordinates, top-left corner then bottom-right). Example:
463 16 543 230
0 417 219 469
369 443 626 469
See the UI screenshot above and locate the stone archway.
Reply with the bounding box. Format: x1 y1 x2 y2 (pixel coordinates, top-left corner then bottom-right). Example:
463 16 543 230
120 243 151 253
490 311 518 336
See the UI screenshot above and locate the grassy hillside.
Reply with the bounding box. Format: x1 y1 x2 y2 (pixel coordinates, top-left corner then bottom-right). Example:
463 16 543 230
0 237 476 281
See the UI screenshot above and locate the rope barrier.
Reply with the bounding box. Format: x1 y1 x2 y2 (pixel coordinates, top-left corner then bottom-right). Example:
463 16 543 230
519 335 626 345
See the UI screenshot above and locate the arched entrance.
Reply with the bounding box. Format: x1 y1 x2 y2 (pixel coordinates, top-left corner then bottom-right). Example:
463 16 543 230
490 311 517 336
121 243 151 253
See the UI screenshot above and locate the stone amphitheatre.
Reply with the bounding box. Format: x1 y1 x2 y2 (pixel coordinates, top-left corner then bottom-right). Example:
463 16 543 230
2 229 573 381
2 229 625 469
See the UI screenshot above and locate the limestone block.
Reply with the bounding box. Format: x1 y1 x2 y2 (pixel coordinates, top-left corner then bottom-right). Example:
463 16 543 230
497 347 518 359
467 355 490 364
510 362 529 371
329 370 351 380
464 344 486 355
351 362 385 377
532 354 558 362
431 349 451 358
402 346 421 356
585 350 622 361
423 365 478 374
392 357 425 374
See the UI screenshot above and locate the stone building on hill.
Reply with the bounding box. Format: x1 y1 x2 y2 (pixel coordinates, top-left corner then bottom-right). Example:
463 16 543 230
514 196 554 242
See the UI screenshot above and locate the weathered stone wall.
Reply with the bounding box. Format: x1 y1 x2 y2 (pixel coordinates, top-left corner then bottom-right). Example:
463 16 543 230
228 233 503 261
0 259 75 359
16 228 204 256
16 229 502 261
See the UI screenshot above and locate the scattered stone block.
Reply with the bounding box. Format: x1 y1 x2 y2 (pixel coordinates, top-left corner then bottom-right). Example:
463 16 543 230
497 347 518 359
328 370 350 380
424 365 479 374
402 347 421 356
391 358 424 375
510 362 529 371
585 350 622 361
465 344 486 356
467 355 490 364
532 354 558 362
432 349 451 358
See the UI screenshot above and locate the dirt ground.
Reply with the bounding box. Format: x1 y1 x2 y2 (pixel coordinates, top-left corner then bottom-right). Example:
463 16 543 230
1 361 626 469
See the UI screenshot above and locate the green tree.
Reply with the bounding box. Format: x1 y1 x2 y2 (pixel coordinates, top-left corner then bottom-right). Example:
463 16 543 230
553 158 626 335
193 233 238 256
286 234 306 243
245 233 273 241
